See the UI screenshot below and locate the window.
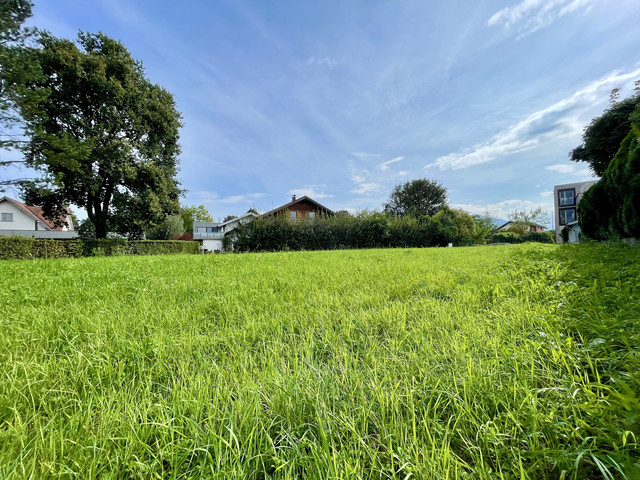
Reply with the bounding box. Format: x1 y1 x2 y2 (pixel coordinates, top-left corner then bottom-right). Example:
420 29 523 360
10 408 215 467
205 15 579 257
0 213 13 222
290 211 297 220
308 211 315 219
559 208 576 225
558 188 576 206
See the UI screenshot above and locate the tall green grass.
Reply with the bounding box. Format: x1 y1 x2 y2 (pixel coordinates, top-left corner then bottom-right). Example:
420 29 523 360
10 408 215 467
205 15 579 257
0 243 638 478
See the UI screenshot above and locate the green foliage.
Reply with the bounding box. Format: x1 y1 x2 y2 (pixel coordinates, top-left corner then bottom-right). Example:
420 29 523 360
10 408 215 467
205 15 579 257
0 0 34 190
3 32 182 238
0 244 638 477
0 236 82 259
81 239 198 256
579 100 640 240
570 93 640 176
0 0 33 46
383 178 447 217
232 209 482 252
146 214 184 240
180 204 213 233
222 214 237 223
0 236 198 259
506 207 549 235
487 230 555 244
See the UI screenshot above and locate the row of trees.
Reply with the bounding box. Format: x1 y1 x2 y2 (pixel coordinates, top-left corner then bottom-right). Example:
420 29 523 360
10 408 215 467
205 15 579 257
572 88 640 240
1 1 184 238
230 178 553 252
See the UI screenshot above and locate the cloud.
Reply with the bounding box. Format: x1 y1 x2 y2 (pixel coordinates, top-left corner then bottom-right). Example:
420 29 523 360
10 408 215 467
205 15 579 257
376 156 404 171
453 199 552 221
307 56 339 67
487 0 595 38
353 182 383 195
545 163 592 176
540 191 553 197
288 185 334 199
426 67 640 171
352 152 382 158
219 193 266 204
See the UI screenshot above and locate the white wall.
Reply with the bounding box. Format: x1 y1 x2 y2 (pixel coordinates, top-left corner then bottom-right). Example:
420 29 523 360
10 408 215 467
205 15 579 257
202 239 223 252
0 201 38 230
554 180 597 243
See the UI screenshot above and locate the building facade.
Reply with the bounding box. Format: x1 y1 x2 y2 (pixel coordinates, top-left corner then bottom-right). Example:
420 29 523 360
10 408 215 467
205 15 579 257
0 196 77 238
553 180 597 243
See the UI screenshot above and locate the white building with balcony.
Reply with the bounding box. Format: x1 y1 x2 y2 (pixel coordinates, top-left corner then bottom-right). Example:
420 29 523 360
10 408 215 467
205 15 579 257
194 212 257 252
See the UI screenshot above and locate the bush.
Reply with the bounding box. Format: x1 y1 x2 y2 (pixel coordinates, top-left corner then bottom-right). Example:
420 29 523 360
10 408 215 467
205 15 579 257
487 231 555 244
0 237 84 260
0 237 199 260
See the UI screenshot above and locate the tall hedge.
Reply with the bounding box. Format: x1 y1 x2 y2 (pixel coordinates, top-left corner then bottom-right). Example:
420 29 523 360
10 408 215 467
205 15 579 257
580 103 640 240
0 237 198 260
230 208 531 253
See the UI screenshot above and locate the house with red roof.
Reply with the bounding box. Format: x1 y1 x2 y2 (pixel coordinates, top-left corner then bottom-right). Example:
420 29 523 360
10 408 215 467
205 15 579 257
0 196 77 238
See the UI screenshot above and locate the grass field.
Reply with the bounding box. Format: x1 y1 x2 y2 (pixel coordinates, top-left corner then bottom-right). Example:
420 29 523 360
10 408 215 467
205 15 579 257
0 243 638 479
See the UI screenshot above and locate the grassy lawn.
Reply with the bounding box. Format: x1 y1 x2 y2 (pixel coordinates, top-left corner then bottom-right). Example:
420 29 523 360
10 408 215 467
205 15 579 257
0 243 638 478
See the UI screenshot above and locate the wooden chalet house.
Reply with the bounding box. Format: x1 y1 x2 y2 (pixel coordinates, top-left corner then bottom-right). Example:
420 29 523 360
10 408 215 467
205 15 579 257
261 195 335 220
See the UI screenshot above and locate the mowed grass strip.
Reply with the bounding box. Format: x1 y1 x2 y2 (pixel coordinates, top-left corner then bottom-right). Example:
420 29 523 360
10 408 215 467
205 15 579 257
0 244 638 479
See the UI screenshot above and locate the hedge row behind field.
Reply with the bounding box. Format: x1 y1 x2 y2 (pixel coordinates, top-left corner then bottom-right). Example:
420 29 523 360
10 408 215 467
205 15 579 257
0 237 199 260
486 231 555 244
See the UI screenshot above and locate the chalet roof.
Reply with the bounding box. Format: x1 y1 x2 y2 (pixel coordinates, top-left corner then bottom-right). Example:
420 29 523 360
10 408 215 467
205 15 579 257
0 196 70 231
496 220 545 230
261 195 335 217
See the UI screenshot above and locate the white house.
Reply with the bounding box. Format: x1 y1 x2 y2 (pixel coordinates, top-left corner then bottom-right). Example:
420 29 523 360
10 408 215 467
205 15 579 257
553 180 597 243
0 196 77 238
193 212 258 252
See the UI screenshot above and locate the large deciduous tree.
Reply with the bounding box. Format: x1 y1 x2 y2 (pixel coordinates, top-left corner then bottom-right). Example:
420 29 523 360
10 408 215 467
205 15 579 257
0 0 34 190
569 92 640 177
383 178 447 218
180 204 213 233
580 99 640 240
4 31 182 237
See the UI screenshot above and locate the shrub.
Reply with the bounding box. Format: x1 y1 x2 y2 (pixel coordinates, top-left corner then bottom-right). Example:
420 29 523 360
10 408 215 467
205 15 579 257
0 237 83 260
0 237 198 260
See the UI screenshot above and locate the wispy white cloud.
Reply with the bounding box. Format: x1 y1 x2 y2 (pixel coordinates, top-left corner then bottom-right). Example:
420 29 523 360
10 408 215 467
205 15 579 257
454 198 552 222
545 163 591 176
288 185 334 199
540 190 553 197
352 152 382 158
219 193 266 204
307 56 339 67
376 156 404 171
426 67 640 171
487 0 595 38
353 182 384 195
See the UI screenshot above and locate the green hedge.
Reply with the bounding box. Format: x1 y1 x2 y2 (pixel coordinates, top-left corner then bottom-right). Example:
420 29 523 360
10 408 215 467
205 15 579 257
81 239 199 256
487 231 555 244
0 237 199 260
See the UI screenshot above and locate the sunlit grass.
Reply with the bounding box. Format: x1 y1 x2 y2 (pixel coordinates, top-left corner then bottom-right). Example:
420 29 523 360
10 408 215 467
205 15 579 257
0 243 638 478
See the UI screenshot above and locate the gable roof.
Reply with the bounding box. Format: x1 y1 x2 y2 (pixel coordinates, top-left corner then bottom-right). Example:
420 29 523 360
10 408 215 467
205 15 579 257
219 211 258 228
261 195 335 217
496 220 545 230
0 196 70 231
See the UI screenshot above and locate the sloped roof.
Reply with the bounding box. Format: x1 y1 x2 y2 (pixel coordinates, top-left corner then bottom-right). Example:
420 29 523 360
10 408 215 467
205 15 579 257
0 196 70 231
261 195 335 217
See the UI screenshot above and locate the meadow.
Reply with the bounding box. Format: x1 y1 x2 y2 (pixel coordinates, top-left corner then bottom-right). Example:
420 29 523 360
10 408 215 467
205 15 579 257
0 243 638 479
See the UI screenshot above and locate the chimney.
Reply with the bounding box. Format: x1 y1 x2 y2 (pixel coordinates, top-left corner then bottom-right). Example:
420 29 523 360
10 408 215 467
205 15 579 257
292 194 297 201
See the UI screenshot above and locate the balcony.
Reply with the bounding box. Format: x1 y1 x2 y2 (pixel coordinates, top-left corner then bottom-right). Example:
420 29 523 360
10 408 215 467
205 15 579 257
193 231 224 239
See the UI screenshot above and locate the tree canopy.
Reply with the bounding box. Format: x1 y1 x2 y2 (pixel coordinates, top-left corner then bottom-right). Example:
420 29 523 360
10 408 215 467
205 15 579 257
181 204 213 233
506 207 548 235
3 31 183 238
580 98 640 240
0 0 34 190
383 178 447 218
570 93 640 177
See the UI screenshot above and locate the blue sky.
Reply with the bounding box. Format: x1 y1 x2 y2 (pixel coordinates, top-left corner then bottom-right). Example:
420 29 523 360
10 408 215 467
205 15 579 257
15 0 640 221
